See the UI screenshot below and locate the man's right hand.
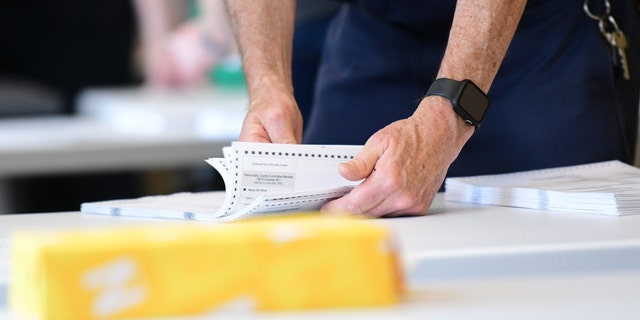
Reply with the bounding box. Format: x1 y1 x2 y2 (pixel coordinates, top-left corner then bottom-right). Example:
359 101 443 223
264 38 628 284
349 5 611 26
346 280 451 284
223 0 298 143
238 83 303 144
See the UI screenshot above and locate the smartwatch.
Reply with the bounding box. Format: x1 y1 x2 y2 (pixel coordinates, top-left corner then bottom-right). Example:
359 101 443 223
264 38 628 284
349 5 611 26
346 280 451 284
426 78 490 128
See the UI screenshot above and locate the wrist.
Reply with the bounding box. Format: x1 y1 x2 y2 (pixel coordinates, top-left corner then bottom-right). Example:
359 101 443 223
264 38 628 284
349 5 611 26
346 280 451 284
245 68 293 100
415 96 474 149
426 78 490 129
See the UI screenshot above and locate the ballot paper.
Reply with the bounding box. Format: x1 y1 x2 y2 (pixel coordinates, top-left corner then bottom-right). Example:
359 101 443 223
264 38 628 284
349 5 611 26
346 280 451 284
444 160 640 215
81 142 362 222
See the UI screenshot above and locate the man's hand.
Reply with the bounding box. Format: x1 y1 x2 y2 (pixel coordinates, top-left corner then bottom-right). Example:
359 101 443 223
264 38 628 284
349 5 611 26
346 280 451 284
225 0 526 215
238 84 303 144
322 96 474 217
224 0 298 143
321 0 527 217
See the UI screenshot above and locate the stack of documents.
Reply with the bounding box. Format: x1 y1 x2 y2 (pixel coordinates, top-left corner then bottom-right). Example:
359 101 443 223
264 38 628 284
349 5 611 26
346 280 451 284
444 160 640 215
82 142 363 222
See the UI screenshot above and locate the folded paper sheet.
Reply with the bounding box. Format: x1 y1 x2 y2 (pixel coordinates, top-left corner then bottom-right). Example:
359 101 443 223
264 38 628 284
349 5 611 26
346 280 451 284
81 142 362 221
445 160 640 215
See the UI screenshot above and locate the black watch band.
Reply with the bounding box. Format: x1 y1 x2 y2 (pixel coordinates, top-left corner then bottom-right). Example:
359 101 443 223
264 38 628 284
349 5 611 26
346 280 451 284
426 78 490 128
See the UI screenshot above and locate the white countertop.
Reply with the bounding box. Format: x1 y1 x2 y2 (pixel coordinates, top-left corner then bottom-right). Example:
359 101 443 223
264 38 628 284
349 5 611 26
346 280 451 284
2 193 640 318
0 86 247 178
2 193 639 282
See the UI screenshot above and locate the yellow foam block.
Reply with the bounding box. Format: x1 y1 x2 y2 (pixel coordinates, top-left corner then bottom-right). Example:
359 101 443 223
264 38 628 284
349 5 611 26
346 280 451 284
10 214 402 319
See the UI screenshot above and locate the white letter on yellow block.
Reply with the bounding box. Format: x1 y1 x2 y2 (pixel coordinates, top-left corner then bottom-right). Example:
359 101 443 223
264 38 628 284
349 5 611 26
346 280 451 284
81 257 147 317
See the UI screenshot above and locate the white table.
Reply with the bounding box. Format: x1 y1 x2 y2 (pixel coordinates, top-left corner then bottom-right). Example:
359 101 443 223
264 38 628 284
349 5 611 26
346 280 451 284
0 86 247 178
2 193 639 319
0 86 247 212
0 116 234 177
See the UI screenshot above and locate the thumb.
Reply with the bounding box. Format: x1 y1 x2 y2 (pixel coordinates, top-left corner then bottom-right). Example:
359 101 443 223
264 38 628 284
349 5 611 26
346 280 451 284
270 134 298 144
338 144 381 181
266 119 302 144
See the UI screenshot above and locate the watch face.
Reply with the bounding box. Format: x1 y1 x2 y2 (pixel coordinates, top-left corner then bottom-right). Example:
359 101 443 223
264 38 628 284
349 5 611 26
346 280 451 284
459 82 489 123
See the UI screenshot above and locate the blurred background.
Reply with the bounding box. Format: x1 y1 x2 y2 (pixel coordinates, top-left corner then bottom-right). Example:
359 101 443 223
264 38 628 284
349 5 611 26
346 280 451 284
0 2 341 315
0 0 340 214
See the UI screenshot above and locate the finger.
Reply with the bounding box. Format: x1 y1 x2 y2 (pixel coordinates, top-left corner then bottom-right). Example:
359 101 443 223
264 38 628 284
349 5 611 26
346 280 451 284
326 164 432 218
368 196 431 218
383 210 427 218
361 173 436 217
263 112 301 144
238 132 271 143
321 170 387 215
268 127 299 144
238 123 272 143
327 189 429 218
338 142 384 181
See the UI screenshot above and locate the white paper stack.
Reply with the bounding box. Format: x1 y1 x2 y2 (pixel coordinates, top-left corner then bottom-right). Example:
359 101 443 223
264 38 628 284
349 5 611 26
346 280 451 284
444 160 640 215
82 142 363 222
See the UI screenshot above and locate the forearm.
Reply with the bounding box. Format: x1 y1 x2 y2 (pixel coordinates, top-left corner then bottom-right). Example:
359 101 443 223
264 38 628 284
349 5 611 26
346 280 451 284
197 0 235 51
412 0 527 163
437 0 527 92
223 0 296 97
134 0 186 46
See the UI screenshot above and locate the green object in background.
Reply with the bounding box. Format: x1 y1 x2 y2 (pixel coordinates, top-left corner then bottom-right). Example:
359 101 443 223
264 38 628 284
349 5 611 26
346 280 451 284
210 55 246 88
188 0 245 88
188 0 200 18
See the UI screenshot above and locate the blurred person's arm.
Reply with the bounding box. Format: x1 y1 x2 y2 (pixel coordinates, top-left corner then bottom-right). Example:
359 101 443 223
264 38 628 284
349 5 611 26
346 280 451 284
197 0 236 55
135 0 234 87
134 0 185 86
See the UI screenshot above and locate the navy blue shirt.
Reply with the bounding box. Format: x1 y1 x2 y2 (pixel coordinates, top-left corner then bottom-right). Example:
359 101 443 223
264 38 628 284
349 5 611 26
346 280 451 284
303 0 640 176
